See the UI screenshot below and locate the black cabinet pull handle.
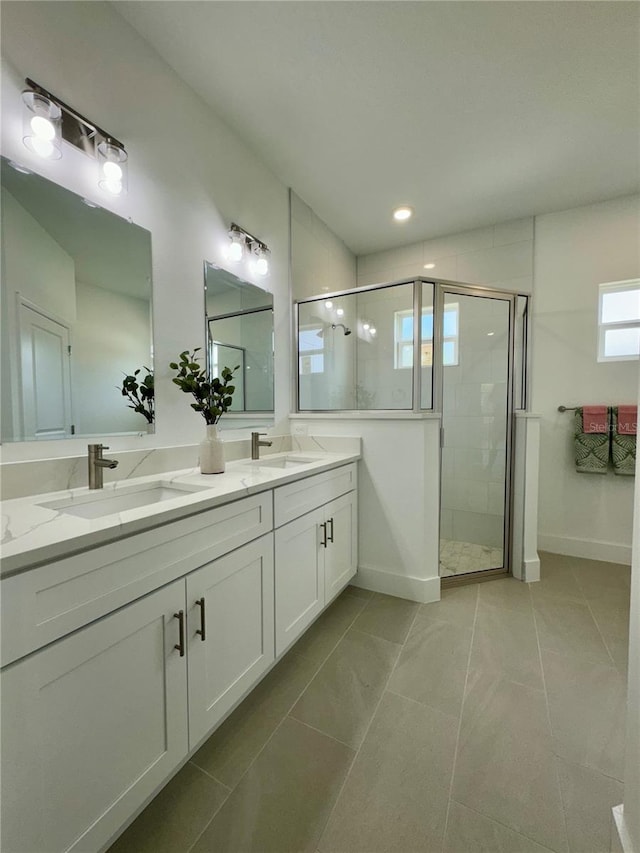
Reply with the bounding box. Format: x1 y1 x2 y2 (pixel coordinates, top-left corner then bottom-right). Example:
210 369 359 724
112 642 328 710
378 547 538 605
195 597 206 641
320 522 328 548
174 610 185 657
327 517 334 543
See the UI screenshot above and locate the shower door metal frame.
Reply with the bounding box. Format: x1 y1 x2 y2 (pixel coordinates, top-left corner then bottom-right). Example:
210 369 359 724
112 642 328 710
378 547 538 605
434 282 517 585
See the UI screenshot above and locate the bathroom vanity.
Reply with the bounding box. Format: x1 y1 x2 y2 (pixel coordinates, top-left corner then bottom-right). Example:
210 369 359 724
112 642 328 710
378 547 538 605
0 449 358 852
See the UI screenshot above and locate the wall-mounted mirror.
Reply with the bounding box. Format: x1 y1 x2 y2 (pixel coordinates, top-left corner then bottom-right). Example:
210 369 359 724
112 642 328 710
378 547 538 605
1 158 153 442
204 262 274 414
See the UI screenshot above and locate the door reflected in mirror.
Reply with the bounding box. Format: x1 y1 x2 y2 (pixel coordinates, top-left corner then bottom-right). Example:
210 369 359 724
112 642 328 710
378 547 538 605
0 157 154 442
204 262 274 414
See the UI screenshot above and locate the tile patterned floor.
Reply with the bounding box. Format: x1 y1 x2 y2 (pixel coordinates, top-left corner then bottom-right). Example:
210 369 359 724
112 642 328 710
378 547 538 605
440 538 503 576
109 552 630 853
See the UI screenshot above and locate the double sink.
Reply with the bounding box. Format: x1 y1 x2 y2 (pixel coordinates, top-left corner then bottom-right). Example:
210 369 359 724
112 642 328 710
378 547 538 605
38 456 318 519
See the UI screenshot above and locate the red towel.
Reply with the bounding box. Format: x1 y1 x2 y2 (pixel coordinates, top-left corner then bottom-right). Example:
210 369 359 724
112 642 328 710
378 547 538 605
617 405 637 435
582 406 608 434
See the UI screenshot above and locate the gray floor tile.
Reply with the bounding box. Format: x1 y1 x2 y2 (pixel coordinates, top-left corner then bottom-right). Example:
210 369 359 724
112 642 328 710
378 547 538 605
556 757 624 853
190 651 319 788
388 614 473 718
444 801 555 853
533 596 613 666
319 691 458 853
191 717 354 853
346 585 374 600
419 583 479 628
571 560 631 602
453 670 567 853
290 629 401 748
470 605 543 689
107 763 229 853
292 591 367 664
588 595 630 676
533 557 585 603
477 577 533 614
541 649 627 781
352 592 419 643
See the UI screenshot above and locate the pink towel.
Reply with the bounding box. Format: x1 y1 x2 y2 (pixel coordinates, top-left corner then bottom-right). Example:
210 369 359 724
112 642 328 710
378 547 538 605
617 405 637 435
582 406 608 434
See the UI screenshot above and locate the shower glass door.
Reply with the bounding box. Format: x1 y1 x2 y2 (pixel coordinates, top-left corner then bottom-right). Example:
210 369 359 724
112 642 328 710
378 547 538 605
439 289 512 577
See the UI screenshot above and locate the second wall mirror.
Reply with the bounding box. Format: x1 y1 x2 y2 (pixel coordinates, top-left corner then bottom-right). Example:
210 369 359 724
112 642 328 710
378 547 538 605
204 262 274 414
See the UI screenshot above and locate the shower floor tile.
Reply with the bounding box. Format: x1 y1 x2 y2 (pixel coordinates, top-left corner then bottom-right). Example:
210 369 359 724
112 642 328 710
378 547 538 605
440 538 503 576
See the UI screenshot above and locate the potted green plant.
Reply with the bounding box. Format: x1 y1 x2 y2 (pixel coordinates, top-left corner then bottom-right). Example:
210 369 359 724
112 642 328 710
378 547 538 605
169 348 238 473
119 367 154 426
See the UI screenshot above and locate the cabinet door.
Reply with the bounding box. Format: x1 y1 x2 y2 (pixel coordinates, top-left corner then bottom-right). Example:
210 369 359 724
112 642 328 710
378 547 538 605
1 581 188 853
187 534 275 748
324 491 358 604
274 507 324 656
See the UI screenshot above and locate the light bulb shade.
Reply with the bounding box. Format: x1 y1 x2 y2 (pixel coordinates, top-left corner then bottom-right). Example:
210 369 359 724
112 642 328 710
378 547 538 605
97 140 128 196
22 90 62 160
228 231 245 262
254 245 270 276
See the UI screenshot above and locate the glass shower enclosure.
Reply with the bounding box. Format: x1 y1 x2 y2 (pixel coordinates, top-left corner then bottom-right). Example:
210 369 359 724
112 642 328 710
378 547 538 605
296 279 529 581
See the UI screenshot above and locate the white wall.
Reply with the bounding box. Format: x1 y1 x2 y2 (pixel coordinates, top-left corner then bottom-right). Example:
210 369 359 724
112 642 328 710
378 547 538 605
532 195 640 563
72 281 152 435
357 217 534 293
0 0 290 462
290 190 356 300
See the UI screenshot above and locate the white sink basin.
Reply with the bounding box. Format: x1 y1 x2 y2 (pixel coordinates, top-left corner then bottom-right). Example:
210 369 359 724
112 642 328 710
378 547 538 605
246 455 318 470
38 481 209 519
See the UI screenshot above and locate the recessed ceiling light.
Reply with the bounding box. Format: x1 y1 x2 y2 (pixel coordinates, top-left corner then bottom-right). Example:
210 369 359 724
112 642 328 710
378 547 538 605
487 331 495 336
424 263 435 270
325 300 333 309
393 206 413 222
336 307 344 317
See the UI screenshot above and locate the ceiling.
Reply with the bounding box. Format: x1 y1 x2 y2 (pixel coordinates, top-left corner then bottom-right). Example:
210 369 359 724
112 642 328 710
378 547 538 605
117 1 639 256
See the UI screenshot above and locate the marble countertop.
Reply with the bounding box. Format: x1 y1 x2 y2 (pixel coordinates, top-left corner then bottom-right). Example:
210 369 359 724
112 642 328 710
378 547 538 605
0 450 360 578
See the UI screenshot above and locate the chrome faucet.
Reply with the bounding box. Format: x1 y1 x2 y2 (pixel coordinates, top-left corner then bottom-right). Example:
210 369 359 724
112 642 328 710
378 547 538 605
251 432 272 460
88 444 119 489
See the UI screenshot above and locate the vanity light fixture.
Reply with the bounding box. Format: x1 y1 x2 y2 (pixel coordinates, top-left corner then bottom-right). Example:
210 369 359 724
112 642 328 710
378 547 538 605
370 326 377 336
325 300 333 309
227 222 271 275
336 307 345 317
97 140 128 196
22 89 62 160
362 322 370 331
254 244 270 277
393 205 413 222
21 78 128 195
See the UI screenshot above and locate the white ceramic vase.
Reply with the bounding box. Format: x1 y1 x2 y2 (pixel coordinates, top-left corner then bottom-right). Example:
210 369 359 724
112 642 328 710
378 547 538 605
199 424 225 474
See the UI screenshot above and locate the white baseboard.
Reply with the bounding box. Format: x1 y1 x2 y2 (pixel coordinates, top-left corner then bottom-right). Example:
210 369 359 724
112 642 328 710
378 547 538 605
523 557 541 582
353 565 440 603
538 534 632 565
612 805 637 853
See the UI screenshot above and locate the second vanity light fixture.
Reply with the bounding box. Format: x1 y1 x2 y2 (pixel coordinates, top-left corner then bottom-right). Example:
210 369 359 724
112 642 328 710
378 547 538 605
21 78 128 196
227 223 271 276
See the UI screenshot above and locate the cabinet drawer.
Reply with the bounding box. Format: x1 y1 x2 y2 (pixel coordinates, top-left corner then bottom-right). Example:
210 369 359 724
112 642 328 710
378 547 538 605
1 492 273 667
273 463 357 527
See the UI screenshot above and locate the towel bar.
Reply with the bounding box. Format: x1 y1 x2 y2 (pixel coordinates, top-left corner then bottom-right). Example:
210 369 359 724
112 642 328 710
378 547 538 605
558 405 578 412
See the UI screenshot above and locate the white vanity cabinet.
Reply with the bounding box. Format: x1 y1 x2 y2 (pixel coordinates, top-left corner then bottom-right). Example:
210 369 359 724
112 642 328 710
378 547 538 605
274 464 357 656
186 534 274 748
1 580 188 853
0 458 359 853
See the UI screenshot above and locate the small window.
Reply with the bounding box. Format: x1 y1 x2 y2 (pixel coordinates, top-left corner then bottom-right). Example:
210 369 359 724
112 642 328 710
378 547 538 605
394 305 458 369
598 280 640 362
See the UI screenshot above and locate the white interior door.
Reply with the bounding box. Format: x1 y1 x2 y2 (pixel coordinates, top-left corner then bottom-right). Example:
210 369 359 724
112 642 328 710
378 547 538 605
19 300 72 439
